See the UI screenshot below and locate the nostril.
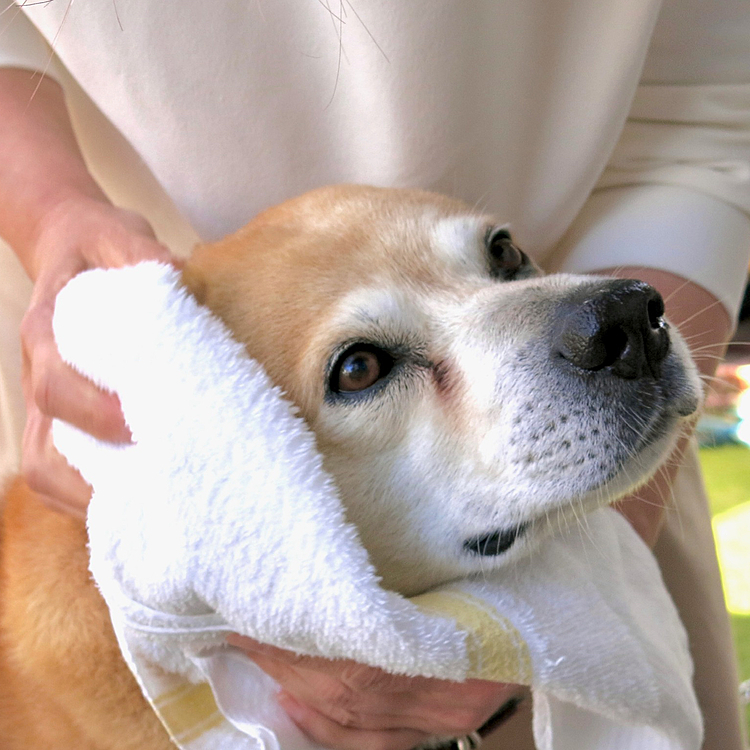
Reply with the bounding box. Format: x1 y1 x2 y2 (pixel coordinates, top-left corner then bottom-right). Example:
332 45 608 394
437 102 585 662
600 326 628 369
647 297 665 329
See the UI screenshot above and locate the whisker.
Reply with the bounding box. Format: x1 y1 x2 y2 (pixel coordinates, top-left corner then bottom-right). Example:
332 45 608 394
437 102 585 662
24 0 75 108
316 0 345 24
112 0 123 31
322 0 345 109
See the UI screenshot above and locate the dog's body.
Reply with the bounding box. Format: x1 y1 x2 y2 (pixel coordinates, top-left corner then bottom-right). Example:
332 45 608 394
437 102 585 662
0 186 700 748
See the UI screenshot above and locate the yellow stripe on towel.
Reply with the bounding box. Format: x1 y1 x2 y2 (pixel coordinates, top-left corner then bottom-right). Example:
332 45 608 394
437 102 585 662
412 589 532 683
153 681 224 744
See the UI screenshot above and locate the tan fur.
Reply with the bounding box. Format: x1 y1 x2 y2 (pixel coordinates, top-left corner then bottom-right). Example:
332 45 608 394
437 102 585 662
183 185 476 421
0 478 173 749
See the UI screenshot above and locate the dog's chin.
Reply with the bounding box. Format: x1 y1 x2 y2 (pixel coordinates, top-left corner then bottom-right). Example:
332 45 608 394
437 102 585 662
452 419 688 573
374 422 690 595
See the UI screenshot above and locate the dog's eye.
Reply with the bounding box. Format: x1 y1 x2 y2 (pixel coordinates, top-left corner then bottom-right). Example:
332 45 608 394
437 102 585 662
487 228 526 279
331 345 394 393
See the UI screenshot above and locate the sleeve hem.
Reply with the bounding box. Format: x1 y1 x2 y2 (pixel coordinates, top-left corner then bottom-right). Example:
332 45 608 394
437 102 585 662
553 184 750 322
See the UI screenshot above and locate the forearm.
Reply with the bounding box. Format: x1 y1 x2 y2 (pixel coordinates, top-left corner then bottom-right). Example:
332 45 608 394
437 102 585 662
0 67 107 278
0 67 174 513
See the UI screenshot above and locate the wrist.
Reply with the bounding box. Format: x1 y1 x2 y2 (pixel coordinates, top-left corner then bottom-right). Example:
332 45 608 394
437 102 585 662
26 195 162 287
25 192 114 281
0 68 111 278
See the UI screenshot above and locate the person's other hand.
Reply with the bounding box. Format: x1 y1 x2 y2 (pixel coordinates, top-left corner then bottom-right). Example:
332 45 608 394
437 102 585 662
20 196 177 517
227 635 520 750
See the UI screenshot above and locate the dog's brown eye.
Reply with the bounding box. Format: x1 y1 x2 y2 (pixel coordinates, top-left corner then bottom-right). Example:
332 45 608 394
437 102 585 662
487 228 525 279
337 351 382 392
331 346 393 393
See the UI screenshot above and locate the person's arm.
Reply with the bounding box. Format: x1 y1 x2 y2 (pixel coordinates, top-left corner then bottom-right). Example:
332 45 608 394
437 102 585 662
0 67 175 516
598 267 731 546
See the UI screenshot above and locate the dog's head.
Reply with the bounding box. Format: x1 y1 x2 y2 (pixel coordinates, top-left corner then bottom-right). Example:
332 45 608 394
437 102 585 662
184 185 701 594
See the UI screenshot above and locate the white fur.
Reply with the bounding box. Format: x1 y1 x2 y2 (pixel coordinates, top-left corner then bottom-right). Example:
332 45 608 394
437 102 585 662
311 269 701 592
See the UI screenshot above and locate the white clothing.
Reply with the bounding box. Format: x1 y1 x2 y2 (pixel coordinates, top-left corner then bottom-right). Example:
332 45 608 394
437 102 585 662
1 0 749 314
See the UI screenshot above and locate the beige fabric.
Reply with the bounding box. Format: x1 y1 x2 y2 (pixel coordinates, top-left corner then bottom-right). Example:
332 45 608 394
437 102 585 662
0 241 30 488
2 1 750 319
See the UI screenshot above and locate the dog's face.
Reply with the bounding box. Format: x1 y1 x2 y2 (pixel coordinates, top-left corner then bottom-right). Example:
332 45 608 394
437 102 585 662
185 186 701 595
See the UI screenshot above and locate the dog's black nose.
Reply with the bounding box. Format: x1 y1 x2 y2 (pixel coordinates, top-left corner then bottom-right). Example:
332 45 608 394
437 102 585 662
553 280 670 379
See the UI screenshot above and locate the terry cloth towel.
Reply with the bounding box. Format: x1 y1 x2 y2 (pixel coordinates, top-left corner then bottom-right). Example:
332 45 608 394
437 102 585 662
52 262 703 750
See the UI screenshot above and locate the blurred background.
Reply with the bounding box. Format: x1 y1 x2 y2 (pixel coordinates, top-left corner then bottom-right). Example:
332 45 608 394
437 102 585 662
697 277 750 732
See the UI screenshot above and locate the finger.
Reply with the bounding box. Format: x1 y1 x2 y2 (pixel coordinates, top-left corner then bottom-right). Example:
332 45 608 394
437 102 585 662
22 305 131 442
33 199 172 274
227 636 365 677
21 406 91 516
230 636 496 701
36 357 130 442
227 636 406 692
227 636 325 664
278 691 430 750
246 649 517 736
97 231 174 269
248 653 411 732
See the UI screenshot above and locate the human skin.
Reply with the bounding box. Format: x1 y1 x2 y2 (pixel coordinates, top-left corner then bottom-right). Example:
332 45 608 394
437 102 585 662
0 68 173 515
0 67 732 749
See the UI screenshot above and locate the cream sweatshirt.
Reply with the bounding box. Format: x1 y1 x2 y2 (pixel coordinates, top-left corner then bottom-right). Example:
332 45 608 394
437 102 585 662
1 0 749 317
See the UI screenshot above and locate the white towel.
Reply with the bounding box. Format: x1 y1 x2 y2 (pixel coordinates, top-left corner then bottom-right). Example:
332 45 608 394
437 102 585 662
52 262 703 750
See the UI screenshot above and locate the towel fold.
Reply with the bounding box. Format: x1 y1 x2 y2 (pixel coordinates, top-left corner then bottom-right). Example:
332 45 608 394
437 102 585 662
52 262 703 750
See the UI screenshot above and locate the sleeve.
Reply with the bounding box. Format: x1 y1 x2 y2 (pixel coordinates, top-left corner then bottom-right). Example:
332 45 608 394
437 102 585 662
554 0 750 323
0 6 61 81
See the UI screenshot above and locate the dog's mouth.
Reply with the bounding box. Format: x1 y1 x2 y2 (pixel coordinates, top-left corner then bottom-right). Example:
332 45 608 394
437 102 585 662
463 523 529 557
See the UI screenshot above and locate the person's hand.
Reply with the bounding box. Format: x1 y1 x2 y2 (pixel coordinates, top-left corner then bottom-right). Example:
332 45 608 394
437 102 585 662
19 196 177 517
228 635 520 750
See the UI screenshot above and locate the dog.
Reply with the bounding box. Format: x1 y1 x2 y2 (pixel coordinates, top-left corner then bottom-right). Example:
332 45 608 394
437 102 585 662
0 185 701 748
